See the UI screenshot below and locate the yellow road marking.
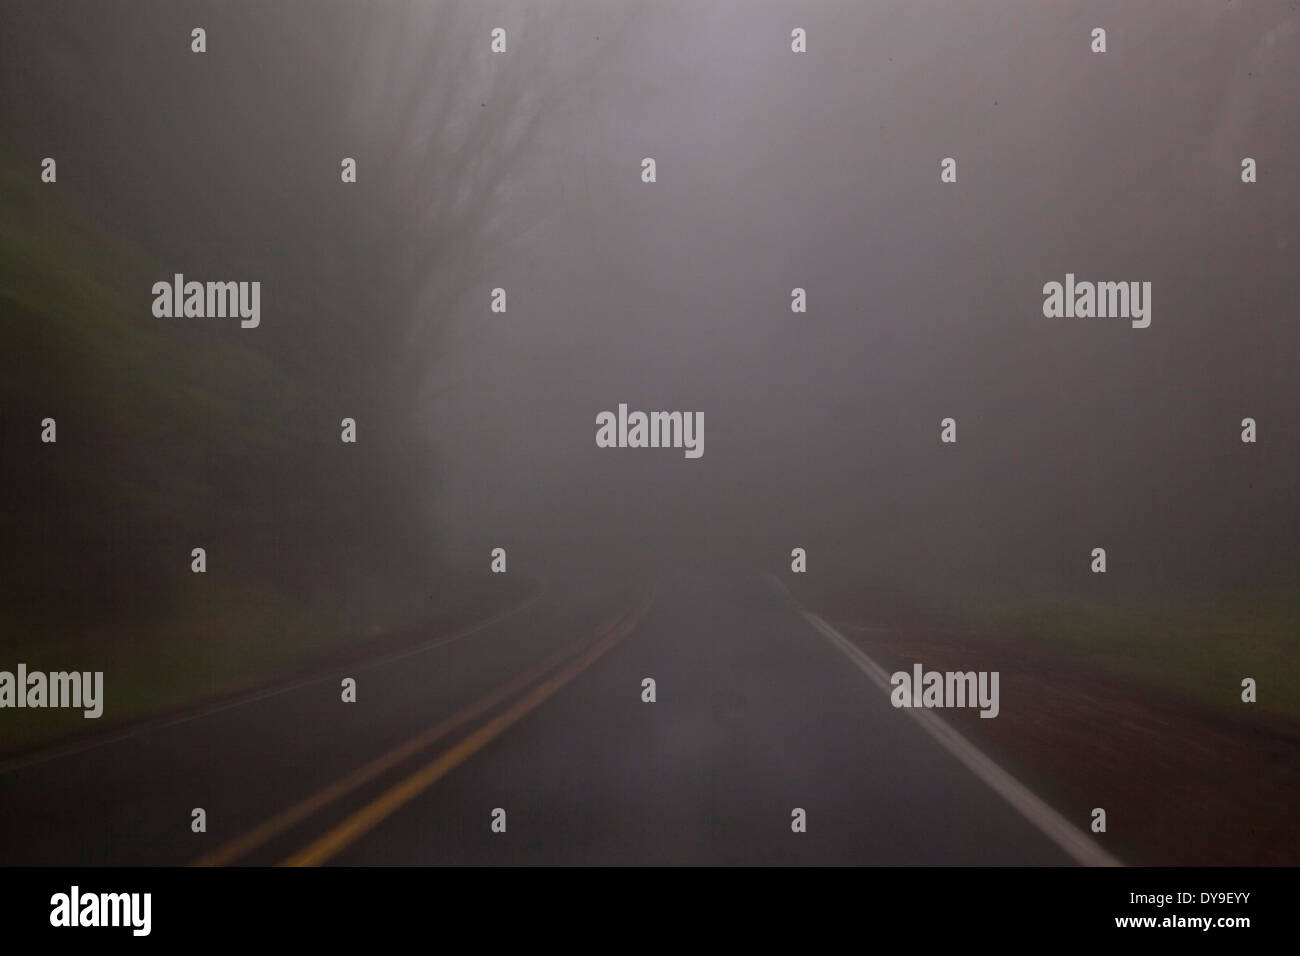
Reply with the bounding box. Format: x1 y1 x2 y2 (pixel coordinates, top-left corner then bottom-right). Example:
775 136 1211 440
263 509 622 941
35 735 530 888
190 633 595 867
279 595 651 867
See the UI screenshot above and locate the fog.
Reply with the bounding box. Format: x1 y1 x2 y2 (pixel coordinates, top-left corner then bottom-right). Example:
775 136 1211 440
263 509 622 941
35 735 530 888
1 0 1299 876
4 0 1297 610
427 0 1300 597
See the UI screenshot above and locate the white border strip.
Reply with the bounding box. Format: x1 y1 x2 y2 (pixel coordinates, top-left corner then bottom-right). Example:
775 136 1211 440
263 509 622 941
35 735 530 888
768 574 1121 867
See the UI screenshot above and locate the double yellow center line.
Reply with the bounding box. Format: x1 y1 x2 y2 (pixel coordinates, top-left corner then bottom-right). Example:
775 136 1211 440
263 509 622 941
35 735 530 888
191 590 653 867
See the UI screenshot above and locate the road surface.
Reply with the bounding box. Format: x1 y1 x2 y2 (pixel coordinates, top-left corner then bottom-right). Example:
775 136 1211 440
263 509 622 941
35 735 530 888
0 570 1085 866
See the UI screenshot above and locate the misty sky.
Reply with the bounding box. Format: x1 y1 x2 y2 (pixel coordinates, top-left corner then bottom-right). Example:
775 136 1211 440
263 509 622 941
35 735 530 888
429 1 1299 594
4 0 1297 596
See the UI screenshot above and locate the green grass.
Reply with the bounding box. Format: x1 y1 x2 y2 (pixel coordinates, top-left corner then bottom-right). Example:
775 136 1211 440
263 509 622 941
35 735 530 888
0 571 530 758
942 588 1300 721
0 159 521 758
800 552 1299 722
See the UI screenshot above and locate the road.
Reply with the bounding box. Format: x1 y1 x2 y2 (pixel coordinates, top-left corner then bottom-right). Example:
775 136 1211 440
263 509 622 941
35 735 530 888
0 570 1088 866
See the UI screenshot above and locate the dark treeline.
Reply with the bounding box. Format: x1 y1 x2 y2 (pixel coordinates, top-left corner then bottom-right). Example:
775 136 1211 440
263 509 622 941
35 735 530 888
0 1 597 629
2 1 1297 632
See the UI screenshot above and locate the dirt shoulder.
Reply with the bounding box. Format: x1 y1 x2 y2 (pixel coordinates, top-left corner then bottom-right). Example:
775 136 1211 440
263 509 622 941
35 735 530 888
788 575 1300 866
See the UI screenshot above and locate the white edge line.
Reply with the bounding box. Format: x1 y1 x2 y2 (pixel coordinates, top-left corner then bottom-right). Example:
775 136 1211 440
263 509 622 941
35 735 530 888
0 584 545 775
766 573 1121 868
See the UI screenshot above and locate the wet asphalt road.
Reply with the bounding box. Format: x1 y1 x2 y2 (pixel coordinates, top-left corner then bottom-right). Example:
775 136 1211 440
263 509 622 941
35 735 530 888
0 570 1073 866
